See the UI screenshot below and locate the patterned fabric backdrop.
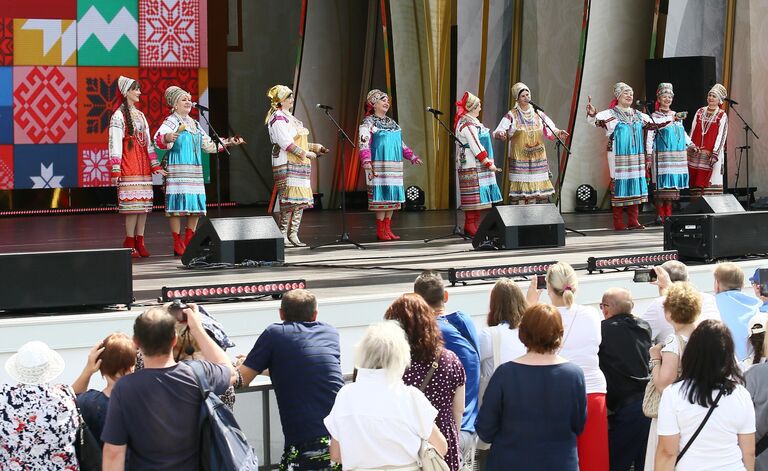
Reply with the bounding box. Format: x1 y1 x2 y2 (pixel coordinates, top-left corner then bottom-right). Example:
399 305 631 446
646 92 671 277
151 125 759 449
0 0 207 190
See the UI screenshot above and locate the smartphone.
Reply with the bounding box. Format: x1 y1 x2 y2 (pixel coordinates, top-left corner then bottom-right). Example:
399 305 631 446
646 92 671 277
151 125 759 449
633 268 657 283
536 275 547 290
170 299 188 322
760 268 768 297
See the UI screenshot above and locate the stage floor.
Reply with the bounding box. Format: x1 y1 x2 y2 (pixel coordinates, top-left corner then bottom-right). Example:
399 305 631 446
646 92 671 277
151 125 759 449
0 207 677 305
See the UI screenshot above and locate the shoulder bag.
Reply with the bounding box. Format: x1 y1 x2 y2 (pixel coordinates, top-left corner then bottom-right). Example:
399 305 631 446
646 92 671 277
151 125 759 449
676 388 725 464
643 334 687 418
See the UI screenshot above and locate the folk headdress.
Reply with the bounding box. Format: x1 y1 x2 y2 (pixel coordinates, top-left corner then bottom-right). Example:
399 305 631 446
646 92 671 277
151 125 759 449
365 89 388 116
610 82 633 109
454 91 480 129
117 75 136 97
709 83 727 107
265 85 293 124
511 82 530 108
655 82 674 111
165 85 190 109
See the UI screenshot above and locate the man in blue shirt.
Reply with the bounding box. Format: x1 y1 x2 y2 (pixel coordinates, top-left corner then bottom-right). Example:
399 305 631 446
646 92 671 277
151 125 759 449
414 270 479 470
239 289 344 471
749 267 768 313
714 262 762 360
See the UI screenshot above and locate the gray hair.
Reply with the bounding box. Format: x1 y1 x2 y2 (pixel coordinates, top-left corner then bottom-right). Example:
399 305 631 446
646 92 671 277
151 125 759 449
354 321 411 384
661 260 688 282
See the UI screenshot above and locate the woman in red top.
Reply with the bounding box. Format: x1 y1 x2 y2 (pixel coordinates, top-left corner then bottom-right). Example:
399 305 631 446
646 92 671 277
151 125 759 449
688 84 728 197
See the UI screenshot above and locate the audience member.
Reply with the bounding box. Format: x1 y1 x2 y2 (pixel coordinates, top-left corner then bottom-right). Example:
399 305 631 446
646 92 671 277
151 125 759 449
414 270 480 470
325 321 448 469
102 304 236 470
714 262 762 360
745 313 768 471
656 319 755 471
530 261 608 471
640 260 720 343
749 267 768 312
239 289 344 470
72 333 136 445
385 293 466 471
598 288 652 471
0 341 79 469
479 278 529 384
643 281 701 470
476 303 587 471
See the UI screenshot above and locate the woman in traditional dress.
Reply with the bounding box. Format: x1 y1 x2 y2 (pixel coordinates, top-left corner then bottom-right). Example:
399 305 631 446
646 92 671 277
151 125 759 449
154 86 243 256
688 84 728 198
493 82 568 205
645 83 693 224
266 85 328 247
358 89 423 241
454 91 502 236
109 76 165 258
586 82 652 230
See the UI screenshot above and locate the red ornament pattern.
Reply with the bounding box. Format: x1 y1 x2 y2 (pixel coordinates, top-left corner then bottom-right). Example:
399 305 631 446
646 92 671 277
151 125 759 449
138 67 197 133
139 0 200 68
13 66 77 144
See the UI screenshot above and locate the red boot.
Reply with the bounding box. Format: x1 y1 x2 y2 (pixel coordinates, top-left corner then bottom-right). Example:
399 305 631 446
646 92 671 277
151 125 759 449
376 219 392 241
134 235 150 257
464 211 478 237
184 228 195 246
665 202 674 219
612 207 627 231
123 236 140 258
627 204 644 230
384 217 400 240
171 232 186 256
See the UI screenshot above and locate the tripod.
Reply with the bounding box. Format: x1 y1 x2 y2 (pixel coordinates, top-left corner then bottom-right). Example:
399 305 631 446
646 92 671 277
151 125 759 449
197 107 229 217
311 108 365 250
424 111 472 243
728 101 759 210
536 105 585 236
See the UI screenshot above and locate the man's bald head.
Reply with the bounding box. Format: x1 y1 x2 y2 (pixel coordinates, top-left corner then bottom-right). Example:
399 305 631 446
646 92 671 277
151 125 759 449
601 288 634 318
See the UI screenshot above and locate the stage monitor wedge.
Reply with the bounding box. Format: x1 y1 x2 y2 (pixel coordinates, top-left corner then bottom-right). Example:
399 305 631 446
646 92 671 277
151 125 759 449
473 204 565 250
0 248 133 312
182 216 284 265
664 211 768 261
683 194 745 214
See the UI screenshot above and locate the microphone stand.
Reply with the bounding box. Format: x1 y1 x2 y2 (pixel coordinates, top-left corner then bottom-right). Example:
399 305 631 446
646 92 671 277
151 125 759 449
534 104 585 237
727 101 759 210
197 108 229 217
424 110 472 243
310 108 365 250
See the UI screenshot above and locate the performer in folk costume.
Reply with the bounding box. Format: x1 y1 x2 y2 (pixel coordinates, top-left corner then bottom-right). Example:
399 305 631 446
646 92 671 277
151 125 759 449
493 82 569 204
644 83 693 224
109 76 166 258
154 86 244 256
358 89 423 241
454 91 502 236
586 82 653 231
266 85 328 247
688 83 728 198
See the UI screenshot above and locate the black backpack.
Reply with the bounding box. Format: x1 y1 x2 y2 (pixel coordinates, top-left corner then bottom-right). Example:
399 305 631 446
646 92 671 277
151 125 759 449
189 361 259 471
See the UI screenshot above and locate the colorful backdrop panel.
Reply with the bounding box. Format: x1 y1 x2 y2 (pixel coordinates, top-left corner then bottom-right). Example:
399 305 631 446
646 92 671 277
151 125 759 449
77 0 139 66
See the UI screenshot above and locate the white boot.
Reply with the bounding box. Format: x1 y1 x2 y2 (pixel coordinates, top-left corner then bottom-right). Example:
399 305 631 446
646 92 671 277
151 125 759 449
287 209 307 247
278 209 291 245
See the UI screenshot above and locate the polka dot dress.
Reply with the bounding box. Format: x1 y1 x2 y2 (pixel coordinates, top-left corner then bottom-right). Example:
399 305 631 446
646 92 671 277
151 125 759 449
403 348 466 471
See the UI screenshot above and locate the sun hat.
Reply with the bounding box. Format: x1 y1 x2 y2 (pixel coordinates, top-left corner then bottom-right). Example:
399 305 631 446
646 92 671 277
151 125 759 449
5 341 65 385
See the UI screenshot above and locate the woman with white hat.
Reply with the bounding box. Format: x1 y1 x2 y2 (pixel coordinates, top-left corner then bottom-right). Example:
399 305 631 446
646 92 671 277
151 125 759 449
109 75 166 258
0 341 80 469
688 84 729 198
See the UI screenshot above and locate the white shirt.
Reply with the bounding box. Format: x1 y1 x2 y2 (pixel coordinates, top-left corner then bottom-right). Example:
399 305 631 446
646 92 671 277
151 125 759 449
324 368 437 470
657 383 755 471
558 304 607 394
478 324 527 378
640 293 721 344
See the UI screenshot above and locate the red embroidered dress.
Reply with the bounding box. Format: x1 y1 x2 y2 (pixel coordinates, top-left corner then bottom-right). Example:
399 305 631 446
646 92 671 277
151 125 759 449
688 107 727 193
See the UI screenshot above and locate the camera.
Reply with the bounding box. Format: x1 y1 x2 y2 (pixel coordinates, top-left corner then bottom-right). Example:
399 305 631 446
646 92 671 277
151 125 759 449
633 268 657 283
536 275 547 290
170 299 188 322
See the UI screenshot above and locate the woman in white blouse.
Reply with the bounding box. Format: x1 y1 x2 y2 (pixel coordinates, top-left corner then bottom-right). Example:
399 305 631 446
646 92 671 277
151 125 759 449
479 278 529 382
325 321 447 470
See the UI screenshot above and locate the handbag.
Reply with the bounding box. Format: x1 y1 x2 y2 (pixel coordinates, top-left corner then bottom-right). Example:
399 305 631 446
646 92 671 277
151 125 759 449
416 352 450 471
676 388 725 464
643 334 687 418
74 408 102 471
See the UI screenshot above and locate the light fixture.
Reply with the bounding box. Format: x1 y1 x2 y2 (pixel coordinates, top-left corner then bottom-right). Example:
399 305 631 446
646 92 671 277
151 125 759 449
587 251 678 274
161 279 306 302
575 184 598 212
448 261 557 286
404 185 426 211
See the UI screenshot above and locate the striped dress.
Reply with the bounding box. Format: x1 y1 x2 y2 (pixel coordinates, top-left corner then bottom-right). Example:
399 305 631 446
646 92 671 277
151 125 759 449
589 108 651 207
689 107 727 194
359 115 417 211
455 115 502 210
108 108 161 213
645 110 690 201
154 114 221 216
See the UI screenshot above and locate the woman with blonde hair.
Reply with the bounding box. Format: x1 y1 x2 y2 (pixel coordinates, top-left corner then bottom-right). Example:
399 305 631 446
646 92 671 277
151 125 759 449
385 293 466 471
325 321 447 469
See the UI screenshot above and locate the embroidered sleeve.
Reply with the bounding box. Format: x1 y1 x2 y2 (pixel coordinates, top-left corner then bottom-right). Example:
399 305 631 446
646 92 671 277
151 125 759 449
588 110 613 132
688 109 701 140
153 116 178 150
270 114 305 158
402 142 417 162
645 117 656 156
358 119 374 164
712 113 728 160
539 112 557 141
493 111 515 139
460 122 490 167
108 111 125 177
200 126 224 154
308 142 327 154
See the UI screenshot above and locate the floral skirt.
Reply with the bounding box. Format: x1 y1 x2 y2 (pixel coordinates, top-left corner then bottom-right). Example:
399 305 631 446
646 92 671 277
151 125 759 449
279 435 341 471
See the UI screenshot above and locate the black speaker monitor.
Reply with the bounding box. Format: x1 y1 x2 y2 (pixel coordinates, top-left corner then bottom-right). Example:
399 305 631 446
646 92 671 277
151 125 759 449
182 216 284 265
683 194 745 214
0 248 133 312
664 211 768 261
473 204 565 250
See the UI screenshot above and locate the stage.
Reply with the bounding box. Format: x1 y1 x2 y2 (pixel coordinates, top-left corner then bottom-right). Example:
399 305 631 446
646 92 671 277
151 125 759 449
0 207 673 306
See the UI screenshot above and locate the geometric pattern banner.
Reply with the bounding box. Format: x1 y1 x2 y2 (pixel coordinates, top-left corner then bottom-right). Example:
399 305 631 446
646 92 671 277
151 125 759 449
139 0 199 67
13 19 77 66
78 143 110 187
139 66 197 132
77 66 138 143
77 0 139 66
0 145 12 189
0 66 11 143
13 66 78 144
13 143 78 189
0 18 12 66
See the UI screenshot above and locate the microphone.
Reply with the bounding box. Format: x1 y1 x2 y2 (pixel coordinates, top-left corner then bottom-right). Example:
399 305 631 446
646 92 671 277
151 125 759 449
528 101 544 112
635 99 654 109
723 97 739 105
316 103 334 110
426 107 443 115
192 102 209 112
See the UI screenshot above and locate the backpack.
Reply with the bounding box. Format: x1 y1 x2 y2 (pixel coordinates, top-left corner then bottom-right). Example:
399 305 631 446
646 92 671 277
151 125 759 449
189 361 259 471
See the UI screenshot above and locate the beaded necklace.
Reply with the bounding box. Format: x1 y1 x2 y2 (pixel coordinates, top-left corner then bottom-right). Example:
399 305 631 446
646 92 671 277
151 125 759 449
612 107 642 147
515 106 541 148
699 107 720 137
172 113 201 156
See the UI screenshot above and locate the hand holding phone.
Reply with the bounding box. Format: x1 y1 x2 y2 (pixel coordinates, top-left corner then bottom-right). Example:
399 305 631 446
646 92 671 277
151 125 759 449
536 275 547 290
170 299 188 322
633 268 657 283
